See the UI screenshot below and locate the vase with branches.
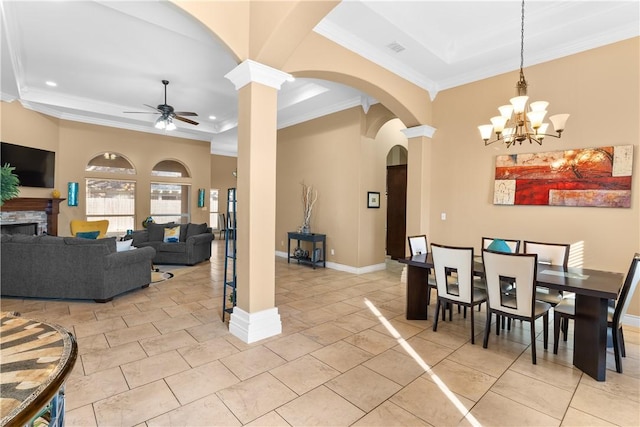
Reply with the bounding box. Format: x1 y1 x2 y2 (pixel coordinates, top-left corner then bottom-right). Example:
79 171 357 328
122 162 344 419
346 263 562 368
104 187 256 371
300 182 317 234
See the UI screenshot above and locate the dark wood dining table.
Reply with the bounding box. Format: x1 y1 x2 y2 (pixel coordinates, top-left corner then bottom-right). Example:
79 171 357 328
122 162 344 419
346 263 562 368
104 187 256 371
398 253 624 381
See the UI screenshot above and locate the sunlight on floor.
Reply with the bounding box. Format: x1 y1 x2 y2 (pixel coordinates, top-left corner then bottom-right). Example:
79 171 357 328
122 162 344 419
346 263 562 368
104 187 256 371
364 298 483 427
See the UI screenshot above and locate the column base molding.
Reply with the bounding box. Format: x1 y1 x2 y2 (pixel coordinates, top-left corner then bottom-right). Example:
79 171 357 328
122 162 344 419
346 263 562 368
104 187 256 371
229 306 282 343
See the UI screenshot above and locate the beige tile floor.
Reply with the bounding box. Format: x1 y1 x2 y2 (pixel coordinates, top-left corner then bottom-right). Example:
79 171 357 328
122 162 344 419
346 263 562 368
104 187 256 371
2 240 639 426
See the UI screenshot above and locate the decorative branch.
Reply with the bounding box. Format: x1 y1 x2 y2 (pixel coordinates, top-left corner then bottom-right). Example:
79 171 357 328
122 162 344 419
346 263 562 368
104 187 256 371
301 182 317 229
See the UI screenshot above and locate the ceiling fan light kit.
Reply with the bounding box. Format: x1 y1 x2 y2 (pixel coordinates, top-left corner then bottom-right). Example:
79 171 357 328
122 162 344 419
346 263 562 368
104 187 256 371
479 0 569 148
125 80 198 131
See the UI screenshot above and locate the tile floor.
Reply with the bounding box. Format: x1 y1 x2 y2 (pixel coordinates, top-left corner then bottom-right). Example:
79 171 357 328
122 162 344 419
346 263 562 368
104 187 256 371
2 240 639 426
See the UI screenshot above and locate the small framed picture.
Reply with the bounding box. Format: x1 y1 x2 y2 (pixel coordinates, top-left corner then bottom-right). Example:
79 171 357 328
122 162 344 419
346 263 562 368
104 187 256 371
367 191 380 208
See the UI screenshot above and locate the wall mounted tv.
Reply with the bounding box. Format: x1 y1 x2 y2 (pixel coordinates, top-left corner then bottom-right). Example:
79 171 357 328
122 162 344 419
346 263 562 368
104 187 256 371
1 142 55 188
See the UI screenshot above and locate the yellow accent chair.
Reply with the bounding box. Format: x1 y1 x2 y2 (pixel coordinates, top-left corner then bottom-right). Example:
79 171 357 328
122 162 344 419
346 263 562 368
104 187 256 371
70 219 109 239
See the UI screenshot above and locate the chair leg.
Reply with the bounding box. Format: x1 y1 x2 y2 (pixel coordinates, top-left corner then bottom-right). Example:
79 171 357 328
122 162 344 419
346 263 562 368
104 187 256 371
470 305 475 345
496 315 500 336
483 312 491 348
543 312 549 350
612 326 623 374
463 306 467 319
449 303 453 321
530 320 537 365
433 299 441 332
553 313 561 354
620 328 626 357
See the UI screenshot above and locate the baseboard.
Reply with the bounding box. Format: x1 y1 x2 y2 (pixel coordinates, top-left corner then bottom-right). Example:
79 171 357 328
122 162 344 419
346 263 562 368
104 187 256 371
275 251 386 275
623 314 640 328
228 306 282 344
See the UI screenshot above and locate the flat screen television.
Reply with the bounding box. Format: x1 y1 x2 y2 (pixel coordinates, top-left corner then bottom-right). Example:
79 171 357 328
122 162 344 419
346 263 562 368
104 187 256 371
1 142 55 188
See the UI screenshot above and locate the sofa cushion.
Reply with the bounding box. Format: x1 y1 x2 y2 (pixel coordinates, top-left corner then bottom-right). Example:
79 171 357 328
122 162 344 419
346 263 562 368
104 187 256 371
76 230 100 239
158 242 186 253
147 222 175 242
163 225 181 243
64 236 117 254
1 234 12 242
186 223 208 239
9 235 43 243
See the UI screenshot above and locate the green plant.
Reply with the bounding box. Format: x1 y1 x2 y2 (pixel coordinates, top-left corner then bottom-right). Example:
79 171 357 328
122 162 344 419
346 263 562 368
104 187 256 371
1 163 20 206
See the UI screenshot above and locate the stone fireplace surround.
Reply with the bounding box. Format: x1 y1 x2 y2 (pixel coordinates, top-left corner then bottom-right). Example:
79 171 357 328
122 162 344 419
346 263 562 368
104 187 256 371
0 198 65 236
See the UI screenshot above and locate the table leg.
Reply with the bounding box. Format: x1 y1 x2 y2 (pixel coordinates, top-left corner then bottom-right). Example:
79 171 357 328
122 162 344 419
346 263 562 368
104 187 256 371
573 294 609 381
312 241 317 269
287 238 291 264
406 265 429 320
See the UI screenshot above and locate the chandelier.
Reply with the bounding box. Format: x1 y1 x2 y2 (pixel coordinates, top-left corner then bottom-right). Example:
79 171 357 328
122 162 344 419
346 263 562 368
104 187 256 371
479 0 569 148
155 115 176 131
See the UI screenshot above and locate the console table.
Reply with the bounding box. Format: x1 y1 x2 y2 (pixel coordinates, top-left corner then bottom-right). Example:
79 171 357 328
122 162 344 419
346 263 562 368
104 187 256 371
287 231 326 269
0 312 78 426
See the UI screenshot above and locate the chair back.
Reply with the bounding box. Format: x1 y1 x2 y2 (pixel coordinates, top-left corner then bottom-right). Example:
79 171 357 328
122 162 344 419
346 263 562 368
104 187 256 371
482 237 520 253
431 244 474 304
482 249 538 317
523 241 569 267
613 253 640 329
70 219 109 239
408 235 428 256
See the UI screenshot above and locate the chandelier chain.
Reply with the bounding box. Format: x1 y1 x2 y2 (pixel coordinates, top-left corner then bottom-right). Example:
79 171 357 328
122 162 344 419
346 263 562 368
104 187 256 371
520 0 525 72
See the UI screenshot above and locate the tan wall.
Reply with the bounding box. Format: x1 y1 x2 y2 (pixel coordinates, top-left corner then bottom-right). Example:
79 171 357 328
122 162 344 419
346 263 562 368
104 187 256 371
1 101 212 235
430 38 640 315
276 107 407 269
210 154 238 217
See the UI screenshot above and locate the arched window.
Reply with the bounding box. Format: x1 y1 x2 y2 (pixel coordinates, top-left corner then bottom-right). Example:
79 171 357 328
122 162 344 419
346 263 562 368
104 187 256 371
151 159 191 223
85 152 136 236
85 152 136 174
151 160 190 177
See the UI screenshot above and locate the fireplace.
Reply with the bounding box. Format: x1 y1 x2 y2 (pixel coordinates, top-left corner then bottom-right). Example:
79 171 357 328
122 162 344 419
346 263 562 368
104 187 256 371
0 198 65 236
0 222 38 235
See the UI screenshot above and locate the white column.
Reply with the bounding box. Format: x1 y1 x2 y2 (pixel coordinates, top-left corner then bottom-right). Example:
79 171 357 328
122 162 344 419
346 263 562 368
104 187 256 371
224 60 292 343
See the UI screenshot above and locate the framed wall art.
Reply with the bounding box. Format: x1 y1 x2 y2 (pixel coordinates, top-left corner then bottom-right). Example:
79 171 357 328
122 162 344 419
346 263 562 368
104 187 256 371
493 145 633 208
367 191 380 208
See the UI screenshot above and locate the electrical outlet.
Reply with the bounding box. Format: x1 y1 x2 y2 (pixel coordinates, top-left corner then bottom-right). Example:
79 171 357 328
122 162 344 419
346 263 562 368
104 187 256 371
331 249 335 255
441 212 447 220
281 240 284 247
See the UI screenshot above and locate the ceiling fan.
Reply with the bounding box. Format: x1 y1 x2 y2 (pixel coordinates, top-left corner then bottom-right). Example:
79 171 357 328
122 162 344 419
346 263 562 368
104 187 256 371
124 80 198 129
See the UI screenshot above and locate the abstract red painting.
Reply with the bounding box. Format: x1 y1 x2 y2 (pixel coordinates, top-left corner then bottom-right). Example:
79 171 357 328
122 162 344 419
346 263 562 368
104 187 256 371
493 145 633 207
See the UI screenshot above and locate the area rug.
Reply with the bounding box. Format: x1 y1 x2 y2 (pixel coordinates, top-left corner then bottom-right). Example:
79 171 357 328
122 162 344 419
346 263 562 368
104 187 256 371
150 265 192 283
151 270 174 283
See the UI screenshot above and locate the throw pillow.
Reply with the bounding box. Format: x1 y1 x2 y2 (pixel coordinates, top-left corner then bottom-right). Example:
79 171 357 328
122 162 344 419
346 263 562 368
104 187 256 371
487 238 512 253
147 222 175 242
76 231 100 239
163 225 181 243
186 223 208 239
116 239 133 252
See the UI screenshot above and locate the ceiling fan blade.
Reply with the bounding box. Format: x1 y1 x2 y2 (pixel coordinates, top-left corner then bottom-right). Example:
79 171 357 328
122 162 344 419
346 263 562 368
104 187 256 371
174 115 199 126
144 104 162 112
173 111 198 117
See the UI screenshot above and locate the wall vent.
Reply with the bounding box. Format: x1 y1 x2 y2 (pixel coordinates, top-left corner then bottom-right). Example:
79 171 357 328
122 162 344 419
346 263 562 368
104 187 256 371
386 41 406 53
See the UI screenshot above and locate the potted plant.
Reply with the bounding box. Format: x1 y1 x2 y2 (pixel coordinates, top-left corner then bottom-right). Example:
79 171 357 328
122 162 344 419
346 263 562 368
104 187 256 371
1 163 20 206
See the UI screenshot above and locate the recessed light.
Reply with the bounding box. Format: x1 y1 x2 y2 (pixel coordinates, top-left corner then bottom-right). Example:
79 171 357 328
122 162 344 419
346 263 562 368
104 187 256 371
45 81 57 87
208 115 216 120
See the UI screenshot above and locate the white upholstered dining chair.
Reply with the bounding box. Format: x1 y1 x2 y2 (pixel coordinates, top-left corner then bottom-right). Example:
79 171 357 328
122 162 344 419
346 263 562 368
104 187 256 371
482 249 552 364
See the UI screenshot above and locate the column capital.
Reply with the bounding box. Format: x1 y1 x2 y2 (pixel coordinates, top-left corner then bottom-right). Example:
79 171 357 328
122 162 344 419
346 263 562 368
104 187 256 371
401 124 437 139
225 59 293 91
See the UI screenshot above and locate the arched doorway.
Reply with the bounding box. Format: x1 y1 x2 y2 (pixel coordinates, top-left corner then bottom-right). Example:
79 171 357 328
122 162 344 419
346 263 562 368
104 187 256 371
386 145 408 259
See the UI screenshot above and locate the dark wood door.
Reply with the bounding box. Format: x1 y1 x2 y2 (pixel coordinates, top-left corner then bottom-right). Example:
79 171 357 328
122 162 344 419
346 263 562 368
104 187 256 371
386 164 407 259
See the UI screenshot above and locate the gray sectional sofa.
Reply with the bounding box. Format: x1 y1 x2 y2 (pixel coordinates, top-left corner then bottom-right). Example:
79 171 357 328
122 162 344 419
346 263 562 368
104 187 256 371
125 222 214 265
1 234 156 302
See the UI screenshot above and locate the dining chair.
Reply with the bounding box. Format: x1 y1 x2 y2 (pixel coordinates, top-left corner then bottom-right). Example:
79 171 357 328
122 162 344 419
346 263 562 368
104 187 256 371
482 249 551 364
482 237 521 254
523 240 570 306
407 235 437 312
553 253 640 373
431 244 487 344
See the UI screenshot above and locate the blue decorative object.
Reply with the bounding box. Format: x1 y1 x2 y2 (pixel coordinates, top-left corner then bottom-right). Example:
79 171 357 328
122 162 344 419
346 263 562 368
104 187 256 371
76 231 99 239
487 239 512 253
198 188 205 208
67 182 78 206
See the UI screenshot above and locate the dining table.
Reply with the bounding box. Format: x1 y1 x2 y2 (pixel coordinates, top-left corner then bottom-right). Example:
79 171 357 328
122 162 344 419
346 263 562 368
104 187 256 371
398 252 624 381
